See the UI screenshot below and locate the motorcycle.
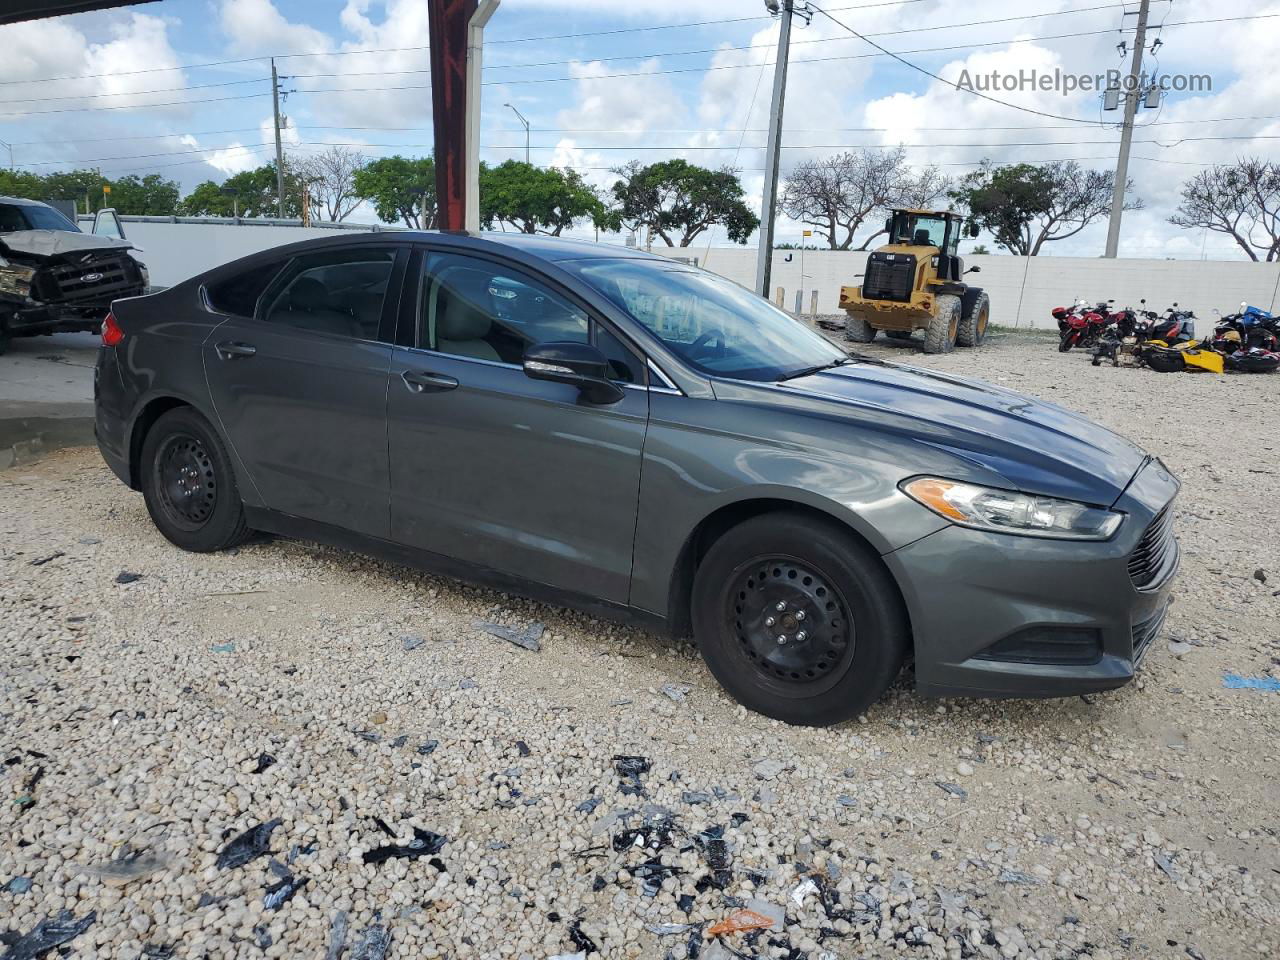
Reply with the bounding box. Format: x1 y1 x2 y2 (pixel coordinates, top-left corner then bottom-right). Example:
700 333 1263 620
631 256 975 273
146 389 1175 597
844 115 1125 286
1055 298 1111 352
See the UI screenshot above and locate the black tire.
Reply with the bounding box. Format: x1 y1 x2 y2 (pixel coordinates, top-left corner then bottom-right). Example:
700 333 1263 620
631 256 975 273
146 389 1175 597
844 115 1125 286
1058 330 1076 353
0 317 11 357
956 291 989 347
844 313 877 343
923 295 960 354
1145 348 1186 373
884 330 913 341
140 406 251 552
691 512 909 726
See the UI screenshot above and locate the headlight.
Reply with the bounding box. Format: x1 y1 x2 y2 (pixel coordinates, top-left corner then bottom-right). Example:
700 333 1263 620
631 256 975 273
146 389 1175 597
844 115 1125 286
901 477 1123 540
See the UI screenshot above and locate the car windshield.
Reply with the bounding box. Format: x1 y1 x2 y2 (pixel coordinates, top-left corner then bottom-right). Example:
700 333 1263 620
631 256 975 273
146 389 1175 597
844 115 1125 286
0 203 80 233
570 258 846 381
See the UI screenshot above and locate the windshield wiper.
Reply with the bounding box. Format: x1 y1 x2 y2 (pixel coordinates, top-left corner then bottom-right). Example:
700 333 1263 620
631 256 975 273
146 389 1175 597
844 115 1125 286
777 356 853 382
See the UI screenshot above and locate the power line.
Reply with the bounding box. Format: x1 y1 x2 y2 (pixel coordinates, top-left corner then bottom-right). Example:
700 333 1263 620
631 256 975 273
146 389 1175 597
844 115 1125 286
0 92 269 118
0 77 266 107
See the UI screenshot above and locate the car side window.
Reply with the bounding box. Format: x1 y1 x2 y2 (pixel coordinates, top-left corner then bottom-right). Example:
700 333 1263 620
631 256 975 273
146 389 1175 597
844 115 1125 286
594 324 644 385
204 261 284 318
420 253 590 365
260 248 396 340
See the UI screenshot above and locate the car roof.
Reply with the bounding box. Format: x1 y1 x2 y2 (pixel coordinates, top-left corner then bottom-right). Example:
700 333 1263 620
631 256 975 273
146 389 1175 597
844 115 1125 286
0 195 52 207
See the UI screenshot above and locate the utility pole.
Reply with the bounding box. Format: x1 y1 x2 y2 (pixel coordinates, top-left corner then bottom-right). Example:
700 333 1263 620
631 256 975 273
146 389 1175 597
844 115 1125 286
0 138 12 170
271 58 286 219
755 0 795 299
1103 0 1149 259
505 103 530 164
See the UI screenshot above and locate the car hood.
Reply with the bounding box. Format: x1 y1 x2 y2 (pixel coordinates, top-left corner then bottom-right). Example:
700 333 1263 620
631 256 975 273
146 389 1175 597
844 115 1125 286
0 229 133 259
775 359 1148 506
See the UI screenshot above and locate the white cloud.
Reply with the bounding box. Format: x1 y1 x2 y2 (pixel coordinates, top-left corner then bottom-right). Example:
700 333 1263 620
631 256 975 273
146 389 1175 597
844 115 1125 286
219 0 331 55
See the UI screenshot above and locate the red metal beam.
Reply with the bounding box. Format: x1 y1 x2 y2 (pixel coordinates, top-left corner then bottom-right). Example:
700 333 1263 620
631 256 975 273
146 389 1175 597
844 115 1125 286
428 0 477 232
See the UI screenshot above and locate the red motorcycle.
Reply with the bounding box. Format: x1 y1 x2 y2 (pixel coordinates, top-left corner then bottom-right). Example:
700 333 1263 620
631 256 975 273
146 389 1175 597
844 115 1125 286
1055 299 1109 352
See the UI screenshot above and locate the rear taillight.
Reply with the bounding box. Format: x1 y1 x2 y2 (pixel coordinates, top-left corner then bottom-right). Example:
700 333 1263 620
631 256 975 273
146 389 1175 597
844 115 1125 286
101 311 124 346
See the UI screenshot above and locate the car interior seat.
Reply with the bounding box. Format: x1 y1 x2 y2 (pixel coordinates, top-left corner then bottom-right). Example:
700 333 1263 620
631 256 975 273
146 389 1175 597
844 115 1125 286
436 279 501 362
280 276 358 336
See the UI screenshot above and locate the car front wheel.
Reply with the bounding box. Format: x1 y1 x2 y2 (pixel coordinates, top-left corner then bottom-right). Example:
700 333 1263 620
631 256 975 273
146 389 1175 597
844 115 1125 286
691 512 908 726
141 407 251 552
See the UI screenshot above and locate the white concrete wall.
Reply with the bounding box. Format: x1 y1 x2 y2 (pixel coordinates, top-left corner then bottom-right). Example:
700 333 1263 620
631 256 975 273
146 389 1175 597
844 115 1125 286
96 218 1280 330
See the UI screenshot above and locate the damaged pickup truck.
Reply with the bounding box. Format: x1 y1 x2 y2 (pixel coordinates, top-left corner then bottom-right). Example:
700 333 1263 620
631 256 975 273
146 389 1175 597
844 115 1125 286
1 196 149 354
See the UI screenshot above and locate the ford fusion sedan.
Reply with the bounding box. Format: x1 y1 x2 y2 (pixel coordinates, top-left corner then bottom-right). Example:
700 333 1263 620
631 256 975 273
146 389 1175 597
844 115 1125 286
94 232 1178 726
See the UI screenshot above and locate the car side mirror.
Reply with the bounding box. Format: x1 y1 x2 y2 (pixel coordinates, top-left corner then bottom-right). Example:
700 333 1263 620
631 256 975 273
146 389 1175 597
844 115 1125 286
523 341 624 405
964 265 981 274
967 222 979 238
884 216 893 236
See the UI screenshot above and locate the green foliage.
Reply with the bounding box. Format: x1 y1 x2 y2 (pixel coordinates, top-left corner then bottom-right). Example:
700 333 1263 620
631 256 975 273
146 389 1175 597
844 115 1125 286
0 168 47 200
950 160 1137 255
104 174 180 216
608 159 759 246
970 243 990 255
479 160 604 235
352 155 436 228
179 162 302 218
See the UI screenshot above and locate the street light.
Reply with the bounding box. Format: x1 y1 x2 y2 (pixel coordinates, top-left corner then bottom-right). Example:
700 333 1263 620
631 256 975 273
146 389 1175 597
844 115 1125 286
504 103 530 165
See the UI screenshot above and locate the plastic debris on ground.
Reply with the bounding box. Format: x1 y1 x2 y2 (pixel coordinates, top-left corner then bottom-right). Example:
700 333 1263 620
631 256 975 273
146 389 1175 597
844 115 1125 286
251 753 276 774
324 911 349 960
416 740 439 756
400 633 425 652
997 869 1043 886
28 552 63 566
83 845 174 888
659 683 690 703
0 910 96 960
1154 853 1183 882
362 826 446 865
935 781 968 799
705 907 777 937
473 619 544 652
1222 673 1280 691
567 919 598 954
681 790 712 805
752 758 784 780
348 916 391 960
612 811 677 853
695 825 731 890
613 755 652 796
209 642 236 654
790 877 818 907
215 819 282 870
575 794 602 815
6 877 32 895
115 571 143 584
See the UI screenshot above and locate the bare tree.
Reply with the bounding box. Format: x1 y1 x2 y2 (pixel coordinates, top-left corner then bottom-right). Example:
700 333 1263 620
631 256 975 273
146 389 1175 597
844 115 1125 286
295 146 366 222
1169 158 1280 262
856 163 952 250
780 148 906 250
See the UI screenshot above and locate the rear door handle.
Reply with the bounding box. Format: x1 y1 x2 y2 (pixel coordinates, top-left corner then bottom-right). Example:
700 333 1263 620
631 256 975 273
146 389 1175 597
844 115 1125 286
401 370 459 393
215 340 257 360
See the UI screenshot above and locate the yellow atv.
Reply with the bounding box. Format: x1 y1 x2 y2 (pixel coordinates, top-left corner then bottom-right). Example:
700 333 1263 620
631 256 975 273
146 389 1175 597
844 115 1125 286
838 208 988 354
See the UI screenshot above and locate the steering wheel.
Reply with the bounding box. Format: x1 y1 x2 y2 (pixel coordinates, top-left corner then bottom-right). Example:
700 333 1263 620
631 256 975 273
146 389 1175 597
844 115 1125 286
688 329 725 357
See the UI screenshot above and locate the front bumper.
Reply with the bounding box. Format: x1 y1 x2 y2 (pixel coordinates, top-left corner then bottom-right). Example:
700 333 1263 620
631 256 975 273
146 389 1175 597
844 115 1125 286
885 458 1179 699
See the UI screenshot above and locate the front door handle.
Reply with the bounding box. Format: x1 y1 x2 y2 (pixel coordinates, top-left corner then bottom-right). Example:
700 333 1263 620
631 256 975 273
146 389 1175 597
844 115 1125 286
401 370 459 393
215 340 257 360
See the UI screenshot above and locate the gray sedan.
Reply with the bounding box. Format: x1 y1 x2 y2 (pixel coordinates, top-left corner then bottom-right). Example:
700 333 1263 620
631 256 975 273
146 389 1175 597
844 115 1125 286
94 232 1177 726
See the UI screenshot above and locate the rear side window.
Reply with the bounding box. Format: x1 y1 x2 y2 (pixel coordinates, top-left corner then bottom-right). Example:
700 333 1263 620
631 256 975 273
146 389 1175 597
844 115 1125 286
205 261 284 318
261 248 397 341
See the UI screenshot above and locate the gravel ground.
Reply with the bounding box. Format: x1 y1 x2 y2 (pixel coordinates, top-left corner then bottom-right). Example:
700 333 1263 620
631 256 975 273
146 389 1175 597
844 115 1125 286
2 331 1277 960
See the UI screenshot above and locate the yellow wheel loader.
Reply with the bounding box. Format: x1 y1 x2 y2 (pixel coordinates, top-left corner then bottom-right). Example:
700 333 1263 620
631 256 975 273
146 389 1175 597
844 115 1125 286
838 209 989 355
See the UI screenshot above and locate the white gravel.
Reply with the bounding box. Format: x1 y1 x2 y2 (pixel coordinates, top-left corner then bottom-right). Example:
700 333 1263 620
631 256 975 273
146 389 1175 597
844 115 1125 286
1 331 1277 959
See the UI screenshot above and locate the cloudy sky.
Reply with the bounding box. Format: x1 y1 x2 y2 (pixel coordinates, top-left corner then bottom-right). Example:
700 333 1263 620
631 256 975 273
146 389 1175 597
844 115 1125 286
0 0 1276 258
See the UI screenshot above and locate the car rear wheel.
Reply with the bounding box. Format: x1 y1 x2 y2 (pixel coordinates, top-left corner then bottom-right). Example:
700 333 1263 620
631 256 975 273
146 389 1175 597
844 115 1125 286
141 407 250 552
844 313 876 343
691 512 908 726
923 295 960 354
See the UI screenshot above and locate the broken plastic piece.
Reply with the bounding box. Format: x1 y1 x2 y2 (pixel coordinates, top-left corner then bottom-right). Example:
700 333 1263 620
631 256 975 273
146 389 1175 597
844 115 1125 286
791 877 818 907
705 908 775 938
349 916 391 960
115 571 143 584
401 634 425 652
632 858 681 896
695 826 731 889
6 877 32 895
29 552 64 567
997 869 1042 886
362 826 446 865
567 919 597 954
681 790 711 805
264 872 308 910
209 643 236 654
417 740 439 756
215 819 282 870
473 619 544 652
324 911 349 960
252 753 277 774
83 848 173 887
0 910 96 960
1222 673 1280 691
935 781 967 800
613 755 651 797
660 683 690 703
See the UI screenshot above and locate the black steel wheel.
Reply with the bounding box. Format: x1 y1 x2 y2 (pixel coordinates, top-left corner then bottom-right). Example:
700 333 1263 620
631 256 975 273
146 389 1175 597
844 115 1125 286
154 434 218 529
692 512 909 726
141 407 250 552
726 557 854 693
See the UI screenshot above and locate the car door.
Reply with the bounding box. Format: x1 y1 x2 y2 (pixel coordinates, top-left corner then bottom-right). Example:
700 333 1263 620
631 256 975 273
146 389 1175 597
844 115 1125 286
386 248 649 603
203 244 407 539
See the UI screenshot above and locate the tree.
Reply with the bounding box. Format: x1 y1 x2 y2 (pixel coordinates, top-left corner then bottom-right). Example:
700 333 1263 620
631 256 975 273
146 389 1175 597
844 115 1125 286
295 146 365 222
949 160 1140 256
780 149 951 251
106 174 180 216
352 155 436 228
0 169 47 200
39 169 108 213
608 159 759 246
479 160 604 235
179 162 303 218
970 243 991 255
1169 158 1280 262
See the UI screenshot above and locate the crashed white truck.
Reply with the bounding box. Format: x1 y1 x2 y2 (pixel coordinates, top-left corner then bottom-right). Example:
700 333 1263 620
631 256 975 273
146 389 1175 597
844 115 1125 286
0 197 149 354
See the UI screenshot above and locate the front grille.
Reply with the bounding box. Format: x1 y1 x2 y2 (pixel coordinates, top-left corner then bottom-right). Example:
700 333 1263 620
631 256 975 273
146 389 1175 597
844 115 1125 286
37 254 141 305
862 254 915 302
1130 603 1168 666
1127 502 1177 590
